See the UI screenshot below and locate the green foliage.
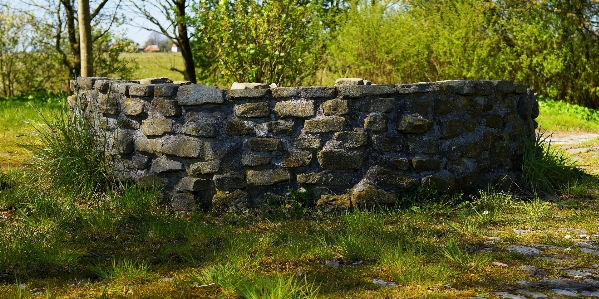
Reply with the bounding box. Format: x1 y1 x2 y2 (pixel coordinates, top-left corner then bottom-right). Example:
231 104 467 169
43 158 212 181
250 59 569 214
537 97 599 132
326 0 599 108
196 264 319 299
0 7 67 98
521 132 581 195
91 259 151 282
192 0 340 86
23 95 114 199
441 239 491 270
381 249 453 288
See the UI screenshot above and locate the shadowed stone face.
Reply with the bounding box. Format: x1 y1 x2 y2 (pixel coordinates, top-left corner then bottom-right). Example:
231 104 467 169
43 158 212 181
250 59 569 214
79 77 537 211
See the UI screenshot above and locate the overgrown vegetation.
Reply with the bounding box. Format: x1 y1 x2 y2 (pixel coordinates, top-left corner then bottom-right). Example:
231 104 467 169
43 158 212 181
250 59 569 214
537 97 599 132
0 91 598 297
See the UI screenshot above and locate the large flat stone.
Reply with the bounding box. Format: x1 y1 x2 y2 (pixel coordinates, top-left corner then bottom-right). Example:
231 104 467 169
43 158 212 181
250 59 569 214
177 84 224 105
318 148 364 170
161 135 205 158
274 100 315 118
246 169 291 186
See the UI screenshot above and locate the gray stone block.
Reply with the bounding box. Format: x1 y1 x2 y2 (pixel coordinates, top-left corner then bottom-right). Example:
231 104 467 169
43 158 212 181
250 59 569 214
177 84 224 105
304 116 345 133
154 84 179 97
297 170 353 185
234 102 270 118
323 99 349 116
161 135 205 158
318 148 364 170
228 88 269 98
337 85 397 98
122 98 145 116
214 172 247 190
129 84 155 97
274 100 314 118
283 150 312 167
141 118 173 136
151 155 183 173
246 169 290 186
189 161 220 175
247 137 283 151
153 98 181 117
397 114 433 133
364 113 388 133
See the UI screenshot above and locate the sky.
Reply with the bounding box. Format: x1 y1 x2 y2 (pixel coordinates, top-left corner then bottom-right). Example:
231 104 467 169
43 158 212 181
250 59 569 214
7 0 169 47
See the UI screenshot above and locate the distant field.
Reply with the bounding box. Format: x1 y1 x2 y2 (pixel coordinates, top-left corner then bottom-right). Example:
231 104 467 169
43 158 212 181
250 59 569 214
121 52 186 82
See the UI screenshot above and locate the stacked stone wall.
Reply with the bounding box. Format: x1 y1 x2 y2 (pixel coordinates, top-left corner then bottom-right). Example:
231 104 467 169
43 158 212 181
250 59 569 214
74 77 539 211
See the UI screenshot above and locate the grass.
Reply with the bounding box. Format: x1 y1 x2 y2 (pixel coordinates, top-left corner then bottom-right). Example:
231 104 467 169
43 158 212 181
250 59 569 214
0 95 598 297
536 97 599 132
120 52 186 82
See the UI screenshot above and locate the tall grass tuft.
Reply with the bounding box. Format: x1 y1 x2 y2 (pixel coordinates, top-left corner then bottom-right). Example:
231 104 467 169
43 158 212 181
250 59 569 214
521 132 581 195
24 94 114 199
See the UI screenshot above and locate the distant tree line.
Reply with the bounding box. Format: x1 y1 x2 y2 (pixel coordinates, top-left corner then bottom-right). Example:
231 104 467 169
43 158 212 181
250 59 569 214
1 0 598 108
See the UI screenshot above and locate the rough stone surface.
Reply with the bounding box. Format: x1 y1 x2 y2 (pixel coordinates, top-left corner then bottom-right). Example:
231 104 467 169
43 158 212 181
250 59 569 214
323 99 349 116
364 113 388 132
242 152 271 166
274 100 314 118
226 120 253 136
421 171 456 193
247 137 283 152
177 84 224 105
246 169 291 186
351 184 397 207
235 102 270 118
214 173 246 190
122 98 145 116
363 166 418 190
304 117 345 133
141 119 173 136
316 194 351 212
189 161 220 175
212 190 249 211
318 148 364 170
152 98 181 116
397 114 434 133
297 171 353 186
161 135 205 158
78 78 537 211
268 120 294 135
181 119 217 138
283 150 312 167
412 157 441 172
176 177 209 191
151 156 183 173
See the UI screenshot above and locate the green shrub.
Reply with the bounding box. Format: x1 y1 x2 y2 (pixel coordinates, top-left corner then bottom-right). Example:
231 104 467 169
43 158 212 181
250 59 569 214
521 132 581 195
24 94 114 199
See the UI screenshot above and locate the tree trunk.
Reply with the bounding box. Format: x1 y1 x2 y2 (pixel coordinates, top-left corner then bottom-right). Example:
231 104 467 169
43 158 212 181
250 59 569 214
78 0 93 76
173 0 196 83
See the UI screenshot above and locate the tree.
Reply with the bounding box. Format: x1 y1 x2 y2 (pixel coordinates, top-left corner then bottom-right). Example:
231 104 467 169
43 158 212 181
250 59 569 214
191 0 345 86
23 0 126 79
0 4 66 97
78 0 93 76
128 0 197 83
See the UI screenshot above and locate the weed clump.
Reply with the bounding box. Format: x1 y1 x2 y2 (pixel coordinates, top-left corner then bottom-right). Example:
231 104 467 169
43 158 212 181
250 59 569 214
24 93 115 200
521 132 585 195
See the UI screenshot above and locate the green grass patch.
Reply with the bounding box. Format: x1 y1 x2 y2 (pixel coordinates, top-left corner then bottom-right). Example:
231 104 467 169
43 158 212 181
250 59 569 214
120 52 186 82
0 94 598 298
0 94 63 168
537 97 599 132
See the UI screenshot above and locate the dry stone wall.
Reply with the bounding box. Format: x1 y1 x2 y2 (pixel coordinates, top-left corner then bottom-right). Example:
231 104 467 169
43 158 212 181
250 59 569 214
74 77 539 211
